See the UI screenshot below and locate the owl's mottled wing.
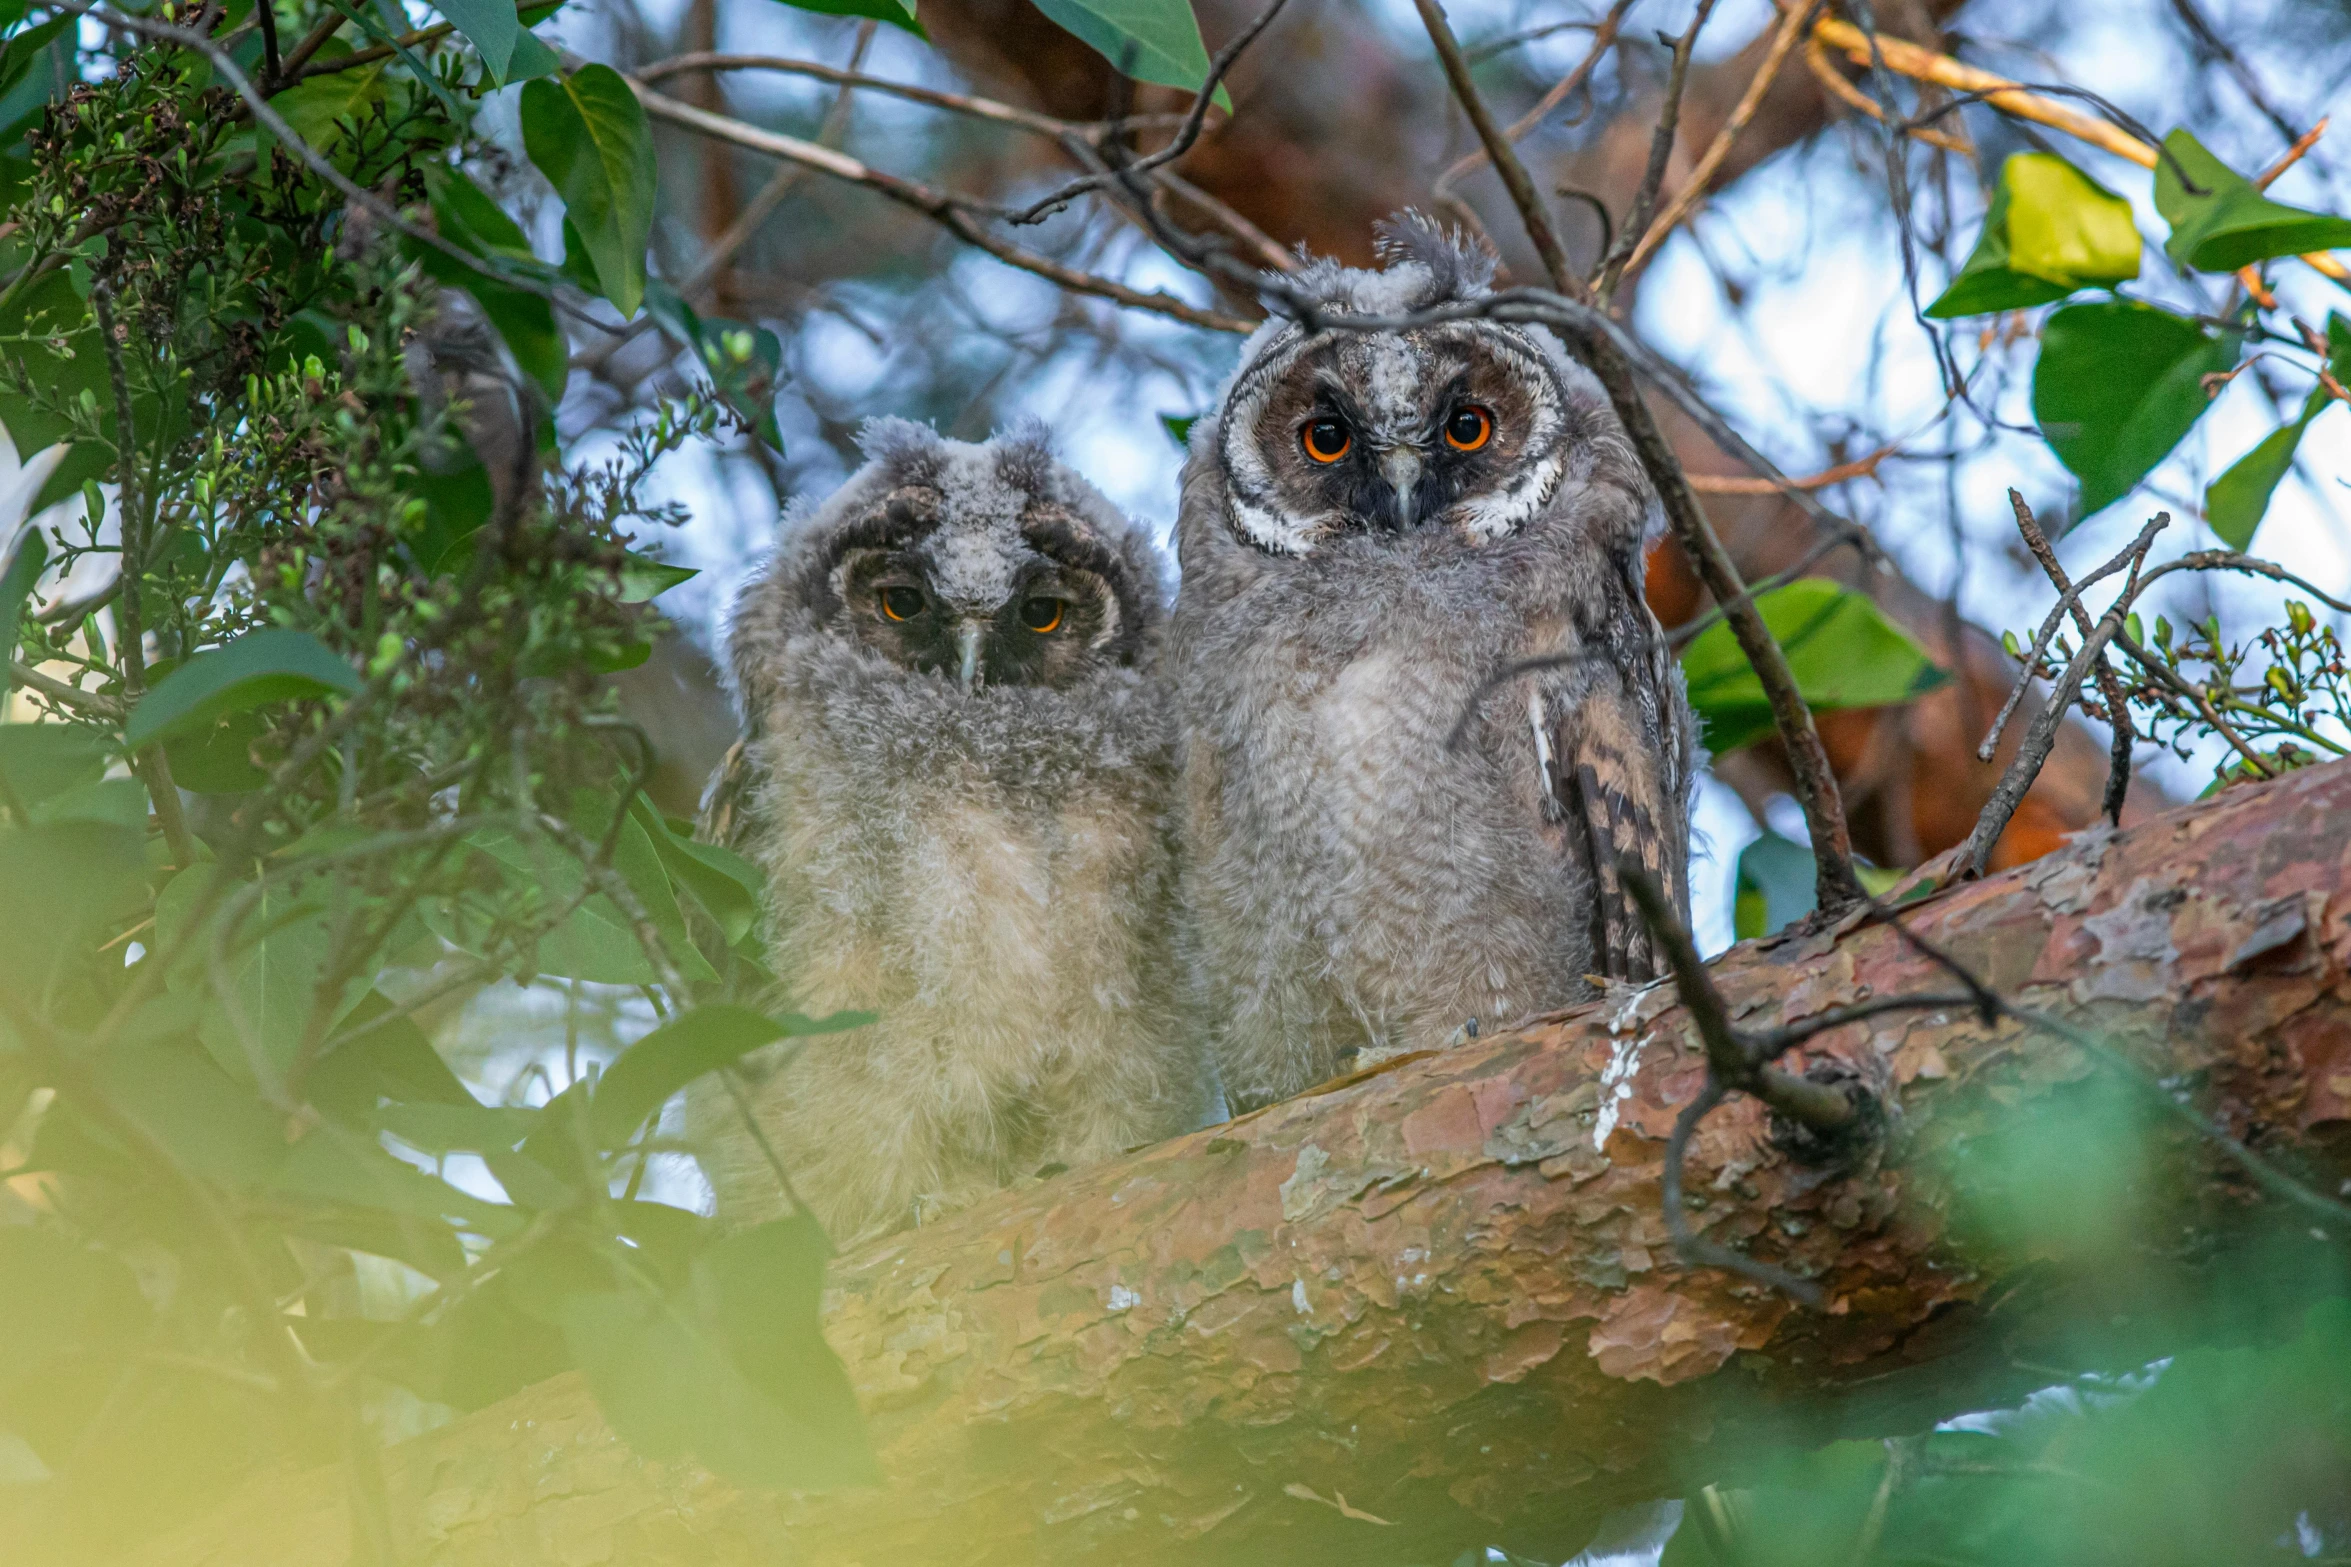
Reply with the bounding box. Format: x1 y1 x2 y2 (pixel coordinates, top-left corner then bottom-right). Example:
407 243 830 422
1550 647 1690 984
697 732 762 855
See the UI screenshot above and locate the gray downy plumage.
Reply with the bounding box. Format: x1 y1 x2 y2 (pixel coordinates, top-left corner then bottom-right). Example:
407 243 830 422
691 420 1203 1246
1170 213 1698 1112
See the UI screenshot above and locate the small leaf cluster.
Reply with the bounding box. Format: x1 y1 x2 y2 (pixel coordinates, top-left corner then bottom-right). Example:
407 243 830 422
1934 134 2351 543
1998 597 2347 789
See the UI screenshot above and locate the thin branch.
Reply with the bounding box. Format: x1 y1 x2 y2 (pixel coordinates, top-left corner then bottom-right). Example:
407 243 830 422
60 2 600 320
1977 514 2169 761
1621 0 1817 282
620 78 1257 334
1809 13 2350 285
1592 0 1719 300
1004 0 1294 226
1804 35 1973 155
2008 489 2137 826
1961 517 2166 875
8 658 123 716
1413 0 1590 301
632 53 1122 141
1429 0 1639 244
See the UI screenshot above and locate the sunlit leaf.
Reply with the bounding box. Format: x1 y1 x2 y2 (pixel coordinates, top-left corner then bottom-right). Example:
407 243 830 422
2031 299 2240 519
124 627 361 751
521 66 656 317
1678 580 1949 754
1925 152 2141 318
2155 128 2351 272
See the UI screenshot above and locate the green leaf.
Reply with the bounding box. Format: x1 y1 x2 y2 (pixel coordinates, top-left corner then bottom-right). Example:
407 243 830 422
590 1002 868 1147
617 552 698 603
124 627 361 751
0 1228 152 1393
766 0 923 36
2204 386 2330 550
1029 0 1230 109
164 709 269 794
28 776 146 830
0 822 147 997
419 167 568 402
2031 299 2240 519
271 1125 520 1236
521 66 656 317
89 1038 289 1191
1 518 47 674
1732 830 1816 941
1159 412 1198 447
263 61 385 155
644 280 784 449
1678 581 1950 755
0 723 109 808
632 797 759 945
0 14 72 102
436 0 520 81
558 1214 878 1490
2155 128 2351 272
1925 153 2141 318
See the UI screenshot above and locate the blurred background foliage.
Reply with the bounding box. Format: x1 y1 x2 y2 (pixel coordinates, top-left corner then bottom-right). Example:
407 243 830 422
0 0 2346 1560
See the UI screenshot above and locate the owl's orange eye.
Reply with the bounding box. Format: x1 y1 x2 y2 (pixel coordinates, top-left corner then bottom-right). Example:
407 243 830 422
1300 417 1352 464
1020 597 1065 634
1443 404 1494 452
879 585 924 622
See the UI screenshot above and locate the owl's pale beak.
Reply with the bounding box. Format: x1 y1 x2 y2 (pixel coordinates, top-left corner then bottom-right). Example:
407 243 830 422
956 620 986 690
1378 448 1423 530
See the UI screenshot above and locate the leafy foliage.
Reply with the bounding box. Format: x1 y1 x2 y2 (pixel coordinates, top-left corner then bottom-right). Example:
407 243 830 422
1679 579 1947 755
0 5 888 1552
1932 125 2348 541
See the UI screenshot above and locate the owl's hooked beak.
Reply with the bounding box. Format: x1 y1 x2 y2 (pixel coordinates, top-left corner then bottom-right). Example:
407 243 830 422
955 619 987 691
1377 447 1423 531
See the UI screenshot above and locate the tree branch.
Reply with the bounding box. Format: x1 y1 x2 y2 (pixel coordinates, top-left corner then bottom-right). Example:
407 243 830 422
123 760 2351 1567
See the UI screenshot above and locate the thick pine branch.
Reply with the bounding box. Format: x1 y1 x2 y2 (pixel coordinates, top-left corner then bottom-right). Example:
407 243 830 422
128 762 2351 1567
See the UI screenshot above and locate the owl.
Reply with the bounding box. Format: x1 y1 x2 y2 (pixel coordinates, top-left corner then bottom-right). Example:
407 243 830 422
1170 215 1696 1112
690 421 1202 1246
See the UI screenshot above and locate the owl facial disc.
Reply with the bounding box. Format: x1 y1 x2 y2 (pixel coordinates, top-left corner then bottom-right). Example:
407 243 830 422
1214 318 1573 556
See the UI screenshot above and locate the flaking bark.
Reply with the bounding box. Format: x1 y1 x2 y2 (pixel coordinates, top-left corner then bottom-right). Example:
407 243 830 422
130 761 2351 1567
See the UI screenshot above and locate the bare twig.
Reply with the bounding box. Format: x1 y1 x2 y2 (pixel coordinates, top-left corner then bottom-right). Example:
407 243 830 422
1005 0 1294 226
1621 1 1818 282
620 78 1256 333
1804 36 1973 155
2008 490 2137 826
1428 0 1639 254
1592 0 1720 299
1962 516 2167 875
1809 14 2351 285
9 658 123 716
632 53 1127 141
1977 514 2169 761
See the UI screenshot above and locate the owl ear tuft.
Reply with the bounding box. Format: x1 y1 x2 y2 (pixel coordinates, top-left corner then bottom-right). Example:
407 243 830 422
1372 209 1499 302
855 417 946 485
990 418 1060 496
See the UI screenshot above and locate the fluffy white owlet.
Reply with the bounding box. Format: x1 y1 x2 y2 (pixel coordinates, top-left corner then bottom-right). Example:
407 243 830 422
1170 217 1696 1112
691 422 1202 1245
